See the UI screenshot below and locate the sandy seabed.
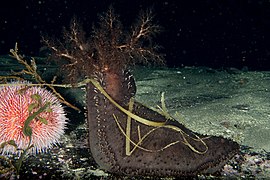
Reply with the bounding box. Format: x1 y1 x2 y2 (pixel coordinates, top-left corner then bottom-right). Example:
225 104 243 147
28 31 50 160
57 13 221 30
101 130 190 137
1 56 270 179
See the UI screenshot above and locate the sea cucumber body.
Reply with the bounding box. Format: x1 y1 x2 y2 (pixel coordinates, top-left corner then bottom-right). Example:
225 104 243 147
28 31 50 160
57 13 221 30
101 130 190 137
86 70 239 177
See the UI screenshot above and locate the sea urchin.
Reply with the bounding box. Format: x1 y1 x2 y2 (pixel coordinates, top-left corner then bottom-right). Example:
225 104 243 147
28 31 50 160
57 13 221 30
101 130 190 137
0 81 67 154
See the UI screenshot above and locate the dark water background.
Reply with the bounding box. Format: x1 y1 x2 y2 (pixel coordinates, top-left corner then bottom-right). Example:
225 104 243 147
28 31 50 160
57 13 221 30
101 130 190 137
1 0 270 70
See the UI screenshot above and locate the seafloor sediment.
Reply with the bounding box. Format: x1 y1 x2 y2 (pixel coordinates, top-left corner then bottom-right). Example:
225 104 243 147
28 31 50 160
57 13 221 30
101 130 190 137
0 56 270 179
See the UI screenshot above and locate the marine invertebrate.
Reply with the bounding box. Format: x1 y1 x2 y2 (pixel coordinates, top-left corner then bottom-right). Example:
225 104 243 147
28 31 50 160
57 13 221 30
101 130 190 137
0 81 67 154
45 7 239 177
44 7 163 84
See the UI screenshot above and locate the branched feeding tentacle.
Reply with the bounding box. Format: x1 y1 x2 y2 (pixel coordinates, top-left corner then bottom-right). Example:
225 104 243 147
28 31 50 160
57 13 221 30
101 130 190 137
44 7 164 84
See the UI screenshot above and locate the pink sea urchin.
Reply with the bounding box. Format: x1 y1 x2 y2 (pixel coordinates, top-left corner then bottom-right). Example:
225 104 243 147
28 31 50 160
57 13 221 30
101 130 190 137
0 81 68 154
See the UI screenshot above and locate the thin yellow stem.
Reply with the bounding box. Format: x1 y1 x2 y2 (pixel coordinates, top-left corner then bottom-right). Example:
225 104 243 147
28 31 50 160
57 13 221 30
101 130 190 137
90 78 208 155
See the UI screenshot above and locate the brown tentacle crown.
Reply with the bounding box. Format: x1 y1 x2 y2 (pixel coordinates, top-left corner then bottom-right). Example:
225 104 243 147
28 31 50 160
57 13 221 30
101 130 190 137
45 7 239 177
